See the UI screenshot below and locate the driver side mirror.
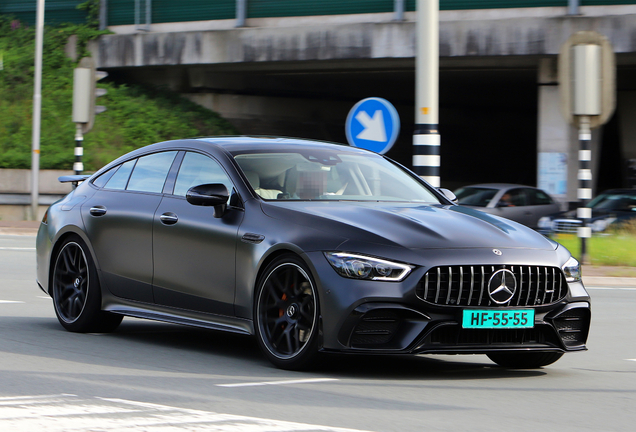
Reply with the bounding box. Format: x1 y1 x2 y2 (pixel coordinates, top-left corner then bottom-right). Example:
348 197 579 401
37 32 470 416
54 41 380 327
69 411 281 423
186 184 229 218
438 188 458 203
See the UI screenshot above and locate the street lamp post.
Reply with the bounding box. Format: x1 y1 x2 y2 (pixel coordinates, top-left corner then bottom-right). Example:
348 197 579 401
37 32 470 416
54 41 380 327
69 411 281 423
31 0 45 221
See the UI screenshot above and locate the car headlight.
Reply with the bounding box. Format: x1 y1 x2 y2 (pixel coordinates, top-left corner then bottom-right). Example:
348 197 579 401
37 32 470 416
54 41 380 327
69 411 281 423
538 216 551 229
324 252 413 282
591 219 609 232
562 256 582 282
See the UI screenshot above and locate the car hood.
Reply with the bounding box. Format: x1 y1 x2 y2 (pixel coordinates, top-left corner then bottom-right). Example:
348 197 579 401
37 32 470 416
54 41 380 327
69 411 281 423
261 201 555 251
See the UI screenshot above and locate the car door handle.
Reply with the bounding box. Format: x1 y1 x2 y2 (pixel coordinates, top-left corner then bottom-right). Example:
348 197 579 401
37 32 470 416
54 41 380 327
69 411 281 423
89 206 107 216
160 212 178 225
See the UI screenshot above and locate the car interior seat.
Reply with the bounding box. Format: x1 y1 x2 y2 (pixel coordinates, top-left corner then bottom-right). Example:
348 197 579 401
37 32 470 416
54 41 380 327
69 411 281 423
244 171 282 200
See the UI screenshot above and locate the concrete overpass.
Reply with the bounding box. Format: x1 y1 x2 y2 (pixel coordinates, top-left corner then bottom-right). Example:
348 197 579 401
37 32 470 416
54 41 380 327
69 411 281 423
87 3 636 202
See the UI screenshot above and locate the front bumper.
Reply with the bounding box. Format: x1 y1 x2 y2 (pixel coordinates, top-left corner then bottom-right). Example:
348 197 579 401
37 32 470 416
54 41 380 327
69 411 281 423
306 251 591 355
333 301 589 354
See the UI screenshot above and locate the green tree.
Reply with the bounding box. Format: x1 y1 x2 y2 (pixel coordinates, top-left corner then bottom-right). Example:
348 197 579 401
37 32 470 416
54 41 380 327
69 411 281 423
0 15 237 171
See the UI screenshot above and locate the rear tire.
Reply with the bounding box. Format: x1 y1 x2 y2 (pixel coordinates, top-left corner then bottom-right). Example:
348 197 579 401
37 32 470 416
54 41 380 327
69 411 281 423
254 254 320 370
51 236 122 333
487 352 563 369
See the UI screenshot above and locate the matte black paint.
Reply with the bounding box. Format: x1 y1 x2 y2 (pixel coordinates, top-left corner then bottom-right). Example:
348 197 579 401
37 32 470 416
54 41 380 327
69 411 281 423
36 137 591 364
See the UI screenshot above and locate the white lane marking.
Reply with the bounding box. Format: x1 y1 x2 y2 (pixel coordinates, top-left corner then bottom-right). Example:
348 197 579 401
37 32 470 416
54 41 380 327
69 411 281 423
0 394 76 403
626 359 636 362
586 287 636 291
0 394 371 432
0 247 36 251
0 300 24 304
37 296 51 299
217 377 339 388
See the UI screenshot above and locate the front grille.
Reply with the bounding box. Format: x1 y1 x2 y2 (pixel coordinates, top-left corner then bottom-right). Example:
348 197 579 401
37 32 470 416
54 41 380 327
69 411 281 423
426 324 559 347
350 310 400 346
553 309 590 347
416 265 568 307
553 219 581 234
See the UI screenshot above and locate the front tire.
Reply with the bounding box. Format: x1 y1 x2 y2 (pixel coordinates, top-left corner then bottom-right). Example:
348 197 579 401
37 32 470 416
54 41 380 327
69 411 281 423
487 351 564 369
51 236 122 333
254 254 320 370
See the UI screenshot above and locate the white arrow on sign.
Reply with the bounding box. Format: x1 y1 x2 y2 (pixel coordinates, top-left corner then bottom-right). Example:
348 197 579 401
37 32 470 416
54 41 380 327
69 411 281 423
355 110 387 142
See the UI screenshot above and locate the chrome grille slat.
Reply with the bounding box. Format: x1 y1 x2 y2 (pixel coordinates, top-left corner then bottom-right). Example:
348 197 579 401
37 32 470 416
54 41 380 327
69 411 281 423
434 267 441 304
526 267 533 305
424 272 429 301
534 266 541 305
478 266 485 305
516 266 523 306
446 266 453 305
467 267 475 306
553 219 581 234
458 267 464 306
416 265 568 307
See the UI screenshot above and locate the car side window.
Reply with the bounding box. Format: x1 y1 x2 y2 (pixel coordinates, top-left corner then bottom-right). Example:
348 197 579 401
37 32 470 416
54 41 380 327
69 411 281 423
499 188 526 207
527 188 553 205
173 152 234 197
103 159 137 190
126 151 178 193
92 166 118 188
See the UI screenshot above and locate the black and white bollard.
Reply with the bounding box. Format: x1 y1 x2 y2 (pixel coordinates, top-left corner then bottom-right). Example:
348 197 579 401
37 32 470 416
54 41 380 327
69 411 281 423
577 116 592 263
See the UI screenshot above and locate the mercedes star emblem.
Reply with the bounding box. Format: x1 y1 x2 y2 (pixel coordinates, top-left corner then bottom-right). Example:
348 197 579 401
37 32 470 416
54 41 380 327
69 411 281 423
488 269 517 304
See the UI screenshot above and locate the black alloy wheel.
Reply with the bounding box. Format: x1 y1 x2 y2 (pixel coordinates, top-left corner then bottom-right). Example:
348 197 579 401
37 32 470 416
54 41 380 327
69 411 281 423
52 236 122 333
255 254 320 370
487 351 564 368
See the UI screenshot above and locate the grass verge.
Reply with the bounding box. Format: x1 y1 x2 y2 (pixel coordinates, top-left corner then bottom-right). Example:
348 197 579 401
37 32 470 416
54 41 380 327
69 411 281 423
554 231 636 268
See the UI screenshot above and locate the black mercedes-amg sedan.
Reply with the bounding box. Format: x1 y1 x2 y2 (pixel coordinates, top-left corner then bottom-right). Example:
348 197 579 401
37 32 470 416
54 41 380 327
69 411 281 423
36 137 591 370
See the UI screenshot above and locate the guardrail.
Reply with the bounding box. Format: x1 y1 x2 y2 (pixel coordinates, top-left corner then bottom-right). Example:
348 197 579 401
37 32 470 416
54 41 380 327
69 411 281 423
0 169 73 221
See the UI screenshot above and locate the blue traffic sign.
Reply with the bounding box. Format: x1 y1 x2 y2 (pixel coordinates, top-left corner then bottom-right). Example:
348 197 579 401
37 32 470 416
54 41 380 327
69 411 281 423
345 97 400 154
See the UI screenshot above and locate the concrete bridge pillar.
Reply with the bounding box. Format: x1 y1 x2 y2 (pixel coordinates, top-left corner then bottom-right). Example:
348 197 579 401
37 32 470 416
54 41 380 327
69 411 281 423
536 57 601 207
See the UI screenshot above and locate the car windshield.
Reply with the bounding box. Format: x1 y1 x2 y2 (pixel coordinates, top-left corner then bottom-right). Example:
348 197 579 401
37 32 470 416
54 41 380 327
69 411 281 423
232 149 441 203
588 192 636 211
454 187 498 207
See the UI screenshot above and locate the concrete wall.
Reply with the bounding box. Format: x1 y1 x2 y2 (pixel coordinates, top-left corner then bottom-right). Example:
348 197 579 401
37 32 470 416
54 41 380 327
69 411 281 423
0 169 73 222
93 6 636 68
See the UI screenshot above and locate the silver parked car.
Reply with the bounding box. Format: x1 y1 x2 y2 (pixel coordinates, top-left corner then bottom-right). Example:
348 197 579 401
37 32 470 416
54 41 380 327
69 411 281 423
454 184 561 230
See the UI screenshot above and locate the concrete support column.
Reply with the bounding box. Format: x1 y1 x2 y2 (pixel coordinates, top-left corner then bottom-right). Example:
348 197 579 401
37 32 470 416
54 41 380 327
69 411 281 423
537 58 602 208
617 91 636 186
537 58 570 207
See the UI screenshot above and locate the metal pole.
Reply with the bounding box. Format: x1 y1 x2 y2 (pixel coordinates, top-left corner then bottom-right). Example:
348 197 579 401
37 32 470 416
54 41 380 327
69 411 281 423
146 0 151 31
394 0 405 21
413 0 440 187
31 0 45 221
577 116 592 264
74 124 84 176
236 0 247 28
568 0 580 16
99 0 108 30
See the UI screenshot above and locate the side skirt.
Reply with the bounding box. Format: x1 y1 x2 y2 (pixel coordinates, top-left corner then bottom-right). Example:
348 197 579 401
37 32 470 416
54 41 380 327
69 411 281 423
104 302 254 336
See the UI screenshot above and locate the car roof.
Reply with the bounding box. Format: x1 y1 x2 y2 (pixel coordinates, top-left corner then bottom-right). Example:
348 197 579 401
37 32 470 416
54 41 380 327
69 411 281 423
458 183 540 191
597 188 636 196
195 136 365 154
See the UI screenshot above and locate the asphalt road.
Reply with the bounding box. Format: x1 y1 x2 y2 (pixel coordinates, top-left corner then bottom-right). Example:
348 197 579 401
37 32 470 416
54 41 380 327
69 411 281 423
1 233 635 431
